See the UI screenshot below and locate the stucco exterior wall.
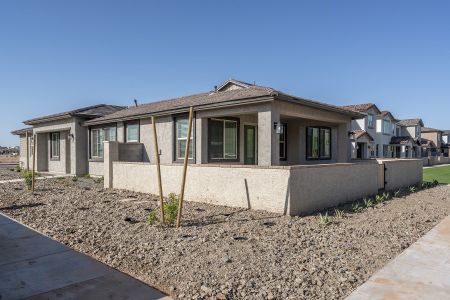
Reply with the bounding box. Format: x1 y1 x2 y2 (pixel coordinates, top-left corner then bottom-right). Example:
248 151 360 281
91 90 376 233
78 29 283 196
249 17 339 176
423 156 450 166
378 159 423 191
47 131 69 174
88 161 104 176
18 134 31 169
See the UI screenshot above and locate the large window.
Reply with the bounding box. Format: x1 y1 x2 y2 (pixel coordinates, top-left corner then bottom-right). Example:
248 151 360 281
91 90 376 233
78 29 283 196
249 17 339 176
175 117 193 160
367 114 374 129
50 132 60 159
126 122 139 143
306 127 331 160
90 126 116 158
382 120 391 135
208 118 238 161
279 124 287 160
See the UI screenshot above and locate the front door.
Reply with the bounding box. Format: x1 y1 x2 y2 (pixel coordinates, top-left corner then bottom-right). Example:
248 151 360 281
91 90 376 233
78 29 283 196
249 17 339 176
357 143 364 159
244 125 257 165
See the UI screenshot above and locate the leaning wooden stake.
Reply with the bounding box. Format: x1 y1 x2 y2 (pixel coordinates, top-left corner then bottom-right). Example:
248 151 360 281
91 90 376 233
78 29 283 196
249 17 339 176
152 116 165 224
25 131 29 170
176 107 193 228
31 135 36 192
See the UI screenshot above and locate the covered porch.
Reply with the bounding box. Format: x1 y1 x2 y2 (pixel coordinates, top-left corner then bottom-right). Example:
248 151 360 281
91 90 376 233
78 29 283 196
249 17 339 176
390 136 421 158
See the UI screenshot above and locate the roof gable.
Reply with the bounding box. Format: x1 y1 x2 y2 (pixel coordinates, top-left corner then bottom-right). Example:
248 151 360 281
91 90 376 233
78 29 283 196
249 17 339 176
341 103 381 114
216 79 253 92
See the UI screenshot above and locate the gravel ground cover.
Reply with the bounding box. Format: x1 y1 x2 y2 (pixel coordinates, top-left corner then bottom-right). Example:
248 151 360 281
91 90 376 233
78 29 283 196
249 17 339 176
0 168 24 180
0 177 449 300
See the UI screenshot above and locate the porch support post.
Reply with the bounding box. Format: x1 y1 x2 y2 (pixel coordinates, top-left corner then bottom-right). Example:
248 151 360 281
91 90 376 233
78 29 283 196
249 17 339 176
258 106 280 166
104 141 119 189
337 123 350 162
401 145 406 158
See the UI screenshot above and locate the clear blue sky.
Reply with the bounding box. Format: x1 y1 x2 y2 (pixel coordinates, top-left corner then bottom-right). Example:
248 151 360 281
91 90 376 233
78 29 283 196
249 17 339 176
1 0 449 146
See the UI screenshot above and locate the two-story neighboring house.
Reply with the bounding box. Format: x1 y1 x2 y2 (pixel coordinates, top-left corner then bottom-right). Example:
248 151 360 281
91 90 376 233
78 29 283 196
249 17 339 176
395 119 424 158
421 127 447 157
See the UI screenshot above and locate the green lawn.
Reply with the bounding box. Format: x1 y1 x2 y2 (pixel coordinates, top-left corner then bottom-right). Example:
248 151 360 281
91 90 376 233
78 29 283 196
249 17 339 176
423 165 450 184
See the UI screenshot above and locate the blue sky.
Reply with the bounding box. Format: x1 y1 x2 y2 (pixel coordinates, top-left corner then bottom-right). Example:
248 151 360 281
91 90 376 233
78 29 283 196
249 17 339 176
1 0 449 146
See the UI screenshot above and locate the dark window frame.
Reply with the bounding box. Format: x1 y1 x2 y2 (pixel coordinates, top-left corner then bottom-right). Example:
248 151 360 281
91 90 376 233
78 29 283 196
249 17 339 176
279 123 287 161
306 126 332 161
50 132 60 160
125 120 140 143
207 117 240 163
173 113 196 164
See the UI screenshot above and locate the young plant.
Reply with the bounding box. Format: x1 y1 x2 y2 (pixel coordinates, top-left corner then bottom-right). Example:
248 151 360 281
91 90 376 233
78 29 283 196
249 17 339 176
334 209 345 219
164 193 179 225
93 177 104 184
352 202 362 213
394 190 401 198
383 192 391 201
23 170 33 190
72 176 78 182
375 194 384 204
318 212 332 226
409 186 417 193
363 198 374 208
147 210 158 225
433 179 439 186
15 165 21 172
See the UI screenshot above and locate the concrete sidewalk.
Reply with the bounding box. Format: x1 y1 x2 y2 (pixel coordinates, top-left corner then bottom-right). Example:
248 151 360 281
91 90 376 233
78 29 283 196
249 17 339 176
347 215 450 300
0 213 171 300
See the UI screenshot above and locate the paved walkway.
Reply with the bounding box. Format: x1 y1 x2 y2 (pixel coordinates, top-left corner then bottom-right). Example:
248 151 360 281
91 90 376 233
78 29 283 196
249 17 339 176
347 215 450 300
0 213 170 300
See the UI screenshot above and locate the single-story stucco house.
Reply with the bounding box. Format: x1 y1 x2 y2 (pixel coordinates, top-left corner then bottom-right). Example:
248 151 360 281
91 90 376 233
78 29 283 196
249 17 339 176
12 80 423 215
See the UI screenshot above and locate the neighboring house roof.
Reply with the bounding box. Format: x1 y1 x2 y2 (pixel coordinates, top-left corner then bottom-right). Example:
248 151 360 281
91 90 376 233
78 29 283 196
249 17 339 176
442 130 450 135
341 103 381 114
397 118 424 127
11 127 33 135
352 129 374 141
378 111 397 120
421 127 443 133
84 79 364 126
390 136 417 145
23 104 126 125
421 138 437 148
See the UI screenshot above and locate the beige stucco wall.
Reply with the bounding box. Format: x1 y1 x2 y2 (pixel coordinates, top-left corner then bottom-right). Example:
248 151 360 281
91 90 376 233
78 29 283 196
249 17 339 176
289 162 379 214
47 131 69 174
88 161 104 176
423 156 450 167
378 159 423 191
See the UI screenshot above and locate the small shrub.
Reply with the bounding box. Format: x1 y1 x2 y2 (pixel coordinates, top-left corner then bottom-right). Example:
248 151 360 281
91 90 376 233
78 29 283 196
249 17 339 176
318 212 332 226
147 210 158 225
164 193 179 225
72 176 78 182
352 202 362 213
23 170 33 190
363 198 374 208
334 209 345 218
93 177 104 184
409 186 417 193
383 192 391 201
15 165 21 172
433 179 439 186
394 190 401 198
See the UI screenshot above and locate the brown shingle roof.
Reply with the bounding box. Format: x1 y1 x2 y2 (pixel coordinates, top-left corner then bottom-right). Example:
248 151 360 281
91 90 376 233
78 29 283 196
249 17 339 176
341 103 380 113
421 127 442 133
390 136 415 145
352 130 374 141
421 138 436 148
397 118 424 127
84 81 363 126
24 104 126 125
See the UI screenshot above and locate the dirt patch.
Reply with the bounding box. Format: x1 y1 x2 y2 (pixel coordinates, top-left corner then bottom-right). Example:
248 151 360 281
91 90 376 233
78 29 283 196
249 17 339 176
0 155 19 163
1 177 449 300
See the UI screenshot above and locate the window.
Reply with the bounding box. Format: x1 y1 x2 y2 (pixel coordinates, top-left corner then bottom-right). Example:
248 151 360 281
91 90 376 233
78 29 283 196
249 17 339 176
208 118 238 161
367 114 374 129
306 127 331 160
382 120 391 134
175 117 194 160
279 124 287 160
50 132 60 159
90 126 116 158
126 122 139 143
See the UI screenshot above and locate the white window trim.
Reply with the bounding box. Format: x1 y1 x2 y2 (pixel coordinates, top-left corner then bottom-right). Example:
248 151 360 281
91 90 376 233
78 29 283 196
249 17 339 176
176 117 194 160
50 132 60 159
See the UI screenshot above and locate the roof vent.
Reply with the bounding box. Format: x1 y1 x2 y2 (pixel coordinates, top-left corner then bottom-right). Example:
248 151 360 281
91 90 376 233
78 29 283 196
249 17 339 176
214 85 218 92
134 99 138 107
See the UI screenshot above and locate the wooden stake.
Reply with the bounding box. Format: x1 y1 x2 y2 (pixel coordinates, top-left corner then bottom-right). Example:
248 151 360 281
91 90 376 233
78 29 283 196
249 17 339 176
176 107 193 228
152 116 165 224
31 134 36 192
25 131 29 170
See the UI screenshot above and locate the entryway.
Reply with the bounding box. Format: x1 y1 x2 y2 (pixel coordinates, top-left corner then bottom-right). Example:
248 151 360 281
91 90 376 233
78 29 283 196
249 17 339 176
244 125 257 165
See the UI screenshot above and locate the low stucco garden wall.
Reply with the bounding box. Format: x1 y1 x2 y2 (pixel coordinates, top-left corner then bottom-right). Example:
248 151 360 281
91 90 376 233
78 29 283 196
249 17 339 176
422 156 450 167
108 159 422 215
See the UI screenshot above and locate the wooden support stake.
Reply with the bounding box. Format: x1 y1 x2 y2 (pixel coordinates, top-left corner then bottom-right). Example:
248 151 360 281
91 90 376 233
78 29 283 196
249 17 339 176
26 131 29 170
152 116 165 224
176 107 193 228
31 135 36 192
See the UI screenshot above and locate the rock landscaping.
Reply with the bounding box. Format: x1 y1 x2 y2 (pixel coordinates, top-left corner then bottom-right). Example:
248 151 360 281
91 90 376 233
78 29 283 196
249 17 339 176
0 168 24 180
0 177 449 300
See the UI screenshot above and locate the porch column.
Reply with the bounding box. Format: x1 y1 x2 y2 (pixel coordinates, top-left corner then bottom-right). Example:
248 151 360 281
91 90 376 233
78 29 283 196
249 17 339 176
104 141 119 189
258 108 280 166
401 145 406 158
196 117 208 164
337 123 350 162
